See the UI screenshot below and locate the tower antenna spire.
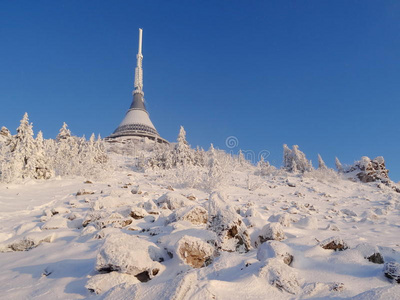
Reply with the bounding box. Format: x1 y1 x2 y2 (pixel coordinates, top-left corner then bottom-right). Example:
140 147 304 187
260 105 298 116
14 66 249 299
134 28 144 95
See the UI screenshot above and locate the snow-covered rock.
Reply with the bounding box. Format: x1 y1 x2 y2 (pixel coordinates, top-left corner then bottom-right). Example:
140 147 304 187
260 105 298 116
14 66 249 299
257 240 293 266
0 232 55 252
156 192 192 210
355 243 384 264
175 235 214 268
384 262 400 283
95 213 133 229
86 272 139 294
296 215 318 230
207 192 251 253
256 223 286 247
96 233 162 281
76 189 95 196
259 258 300 294
320 236 349 251
41 215 68 230
130 207 148 219
168 206 208 225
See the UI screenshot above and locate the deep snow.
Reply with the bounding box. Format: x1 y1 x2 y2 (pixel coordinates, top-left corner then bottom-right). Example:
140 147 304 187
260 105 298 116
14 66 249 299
1 149 400 299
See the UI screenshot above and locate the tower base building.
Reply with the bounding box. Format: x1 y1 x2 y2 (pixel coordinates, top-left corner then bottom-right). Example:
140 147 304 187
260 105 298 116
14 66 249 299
107 29 168 144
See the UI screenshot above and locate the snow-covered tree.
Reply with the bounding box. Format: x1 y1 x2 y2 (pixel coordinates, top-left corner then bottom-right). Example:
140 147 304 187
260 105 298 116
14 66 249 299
0 126 12 146
174 126 193 167
206 144 224 190
57 122 71 141
335 157 343 172
317 154 327 170
283 144 312 173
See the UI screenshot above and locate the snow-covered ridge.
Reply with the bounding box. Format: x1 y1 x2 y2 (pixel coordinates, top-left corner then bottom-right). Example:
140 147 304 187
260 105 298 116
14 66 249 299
1 115 400 299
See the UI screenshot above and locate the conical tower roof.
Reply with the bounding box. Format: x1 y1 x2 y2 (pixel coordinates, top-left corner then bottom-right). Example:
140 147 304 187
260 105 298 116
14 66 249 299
107 29 168 144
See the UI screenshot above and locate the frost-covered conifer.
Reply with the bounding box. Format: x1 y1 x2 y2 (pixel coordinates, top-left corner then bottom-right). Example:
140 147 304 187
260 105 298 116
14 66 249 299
283 144 312 173
335 157 343 172
317 154 327 170
206 144 224 190
57 122 71 141
174 126 193 167
12 113 37 179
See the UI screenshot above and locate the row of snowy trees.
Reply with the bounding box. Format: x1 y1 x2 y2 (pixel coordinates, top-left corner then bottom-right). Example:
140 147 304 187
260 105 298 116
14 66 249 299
283 144 344 173
0 113 109 183
139 127 354 190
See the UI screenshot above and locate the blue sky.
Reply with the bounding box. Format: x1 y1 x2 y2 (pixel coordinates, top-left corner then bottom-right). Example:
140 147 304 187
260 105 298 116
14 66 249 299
1 1 399 181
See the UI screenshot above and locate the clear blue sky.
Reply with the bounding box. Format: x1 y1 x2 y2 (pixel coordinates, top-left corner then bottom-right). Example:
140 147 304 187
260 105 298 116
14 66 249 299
1 1 399 181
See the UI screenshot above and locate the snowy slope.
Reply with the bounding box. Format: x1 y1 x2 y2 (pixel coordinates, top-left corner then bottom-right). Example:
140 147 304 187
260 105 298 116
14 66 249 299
0 150 400 300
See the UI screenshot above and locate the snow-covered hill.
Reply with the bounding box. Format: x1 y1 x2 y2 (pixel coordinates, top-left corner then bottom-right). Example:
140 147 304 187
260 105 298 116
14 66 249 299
1 143 400 300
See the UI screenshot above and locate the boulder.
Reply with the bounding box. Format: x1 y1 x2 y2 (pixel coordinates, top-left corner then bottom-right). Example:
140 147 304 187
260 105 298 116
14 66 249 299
130 207 148 219
384 262 400 283
169 206 208 225
95 213 133 229
256 223 286 247
1 232 55 252
259 258 300 294
207 192 251 253
86 272 139 294
176 236 214 268
76 189 95 196
157 192 192 210
355 243 384 264
96 233 162 281
41 215 68 230
257 241 293 266
320 236 349 251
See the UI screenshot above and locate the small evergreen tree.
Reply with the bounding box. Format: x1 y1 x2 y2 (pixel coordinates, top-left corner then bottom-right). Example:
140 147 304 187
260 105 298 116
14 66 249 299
317 154 327 170
335 157 343 172
174 126 193 167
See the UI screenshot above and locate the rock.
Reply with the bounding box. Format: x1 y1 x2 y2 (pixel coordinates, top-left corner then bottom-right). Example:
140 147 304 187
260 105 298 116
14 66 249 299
130 207 148 219
259 258 300 294
341 209 357 217
245 207 261 218
287 181 296 187
257 241 293 266
95 213 133 229
207 192 251 253
296 216 318 230
186 193 197 201
77 189 95 196
320 236 349 251
41 215 68 230
355 243 384 264
256 223 286 247
269 213 292 227
131 186 143 195
384 262 400 283
350 156 389 183
368 253 384 264
169 206 208 225
166 185 174 191
157 192 192 210
2 232 55 252
176 236 214 268
84 180 93 184
143 200 158 212
96 233 162 280
325 224 340 231
82 211 109 227
86 272 140 294
51 206 71 215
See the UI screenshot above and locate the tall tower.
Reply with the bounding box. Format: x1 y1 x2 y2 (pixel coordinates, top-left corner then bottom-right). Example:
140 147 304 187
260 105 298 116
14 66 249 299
107 29 168 143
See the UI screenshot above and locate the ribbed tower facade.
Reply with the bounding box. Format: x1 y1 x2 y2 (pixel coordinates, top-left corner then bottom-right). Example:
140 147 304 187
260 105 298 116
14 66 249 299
107 29 168 144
